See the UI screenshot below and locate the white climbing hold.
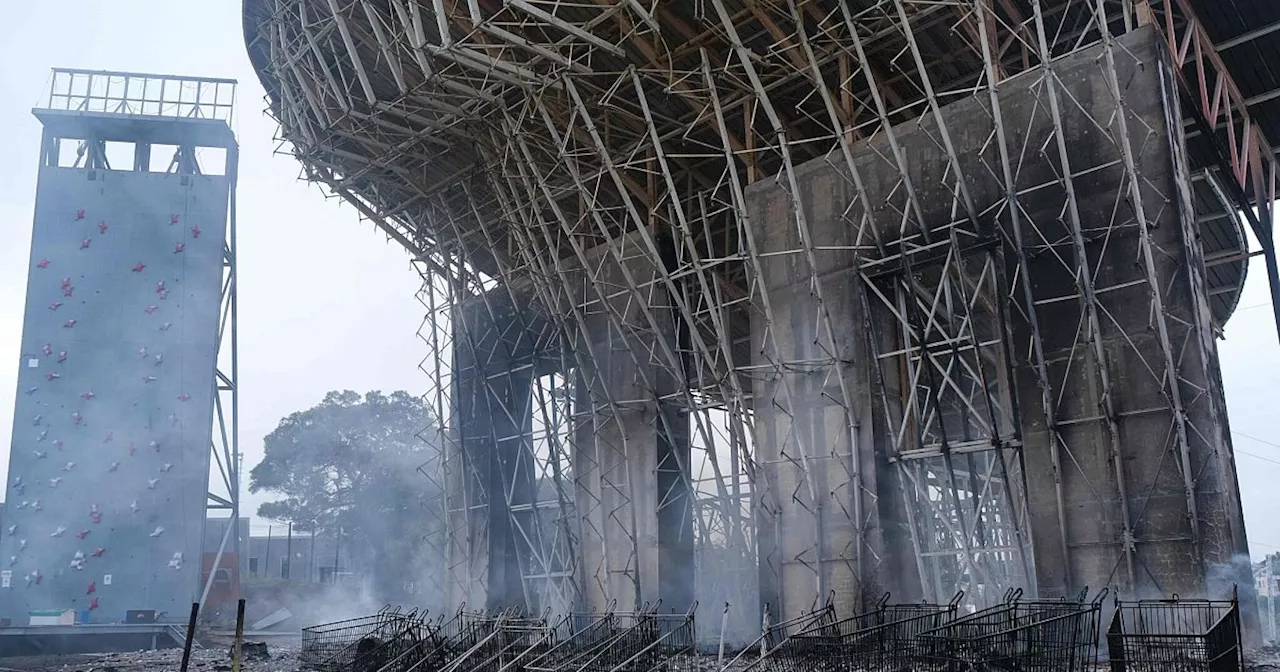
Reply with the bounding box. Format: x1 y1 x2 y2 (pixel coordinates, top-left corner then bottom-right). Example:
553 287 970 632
51 526 66 537
147 478 159 489
149 526 164 538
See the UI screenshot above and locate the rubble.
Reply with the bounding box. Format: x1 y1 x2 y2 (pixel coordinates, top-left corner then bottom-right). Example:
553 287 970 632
0 640 298 672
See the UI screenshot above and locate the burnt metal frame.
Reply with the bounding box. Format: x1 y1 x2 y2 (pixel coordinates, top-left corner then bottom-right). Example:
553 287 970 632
244 0 1265 636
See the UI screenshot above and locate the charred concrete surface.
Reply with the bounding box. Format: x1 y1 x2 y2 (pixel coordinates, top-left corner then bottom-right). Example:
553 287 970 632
743 26 1255 627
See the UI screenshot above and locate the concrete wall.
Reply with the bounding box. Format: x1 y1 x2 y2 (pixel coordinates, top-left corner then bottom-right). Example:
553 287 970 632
1 162 225 624
742 26 1251 610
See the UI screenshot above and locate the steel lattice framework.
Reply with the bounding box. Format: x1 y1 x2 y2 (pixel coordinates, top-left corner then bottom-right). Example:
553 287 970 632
243 0 1277 638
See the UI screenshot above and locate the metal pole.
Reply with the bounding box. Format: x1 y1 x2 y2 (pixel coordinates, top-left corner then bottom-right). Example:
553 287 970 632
1269 556 1277 642
309 524 317 582
179 602 200 672
333 527 341 584
232 598 246 672
264 525 272 578
286 522 293 580
717 602 729 672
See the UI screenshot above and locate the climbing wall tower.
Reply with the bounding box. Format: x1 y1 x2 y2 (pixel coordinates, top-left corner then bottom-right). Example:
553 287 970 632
0 69 239 624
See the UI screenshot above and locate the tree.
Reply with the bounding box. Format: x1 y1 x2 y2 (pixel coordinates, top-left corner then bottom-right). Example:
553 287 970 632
249 390 440 605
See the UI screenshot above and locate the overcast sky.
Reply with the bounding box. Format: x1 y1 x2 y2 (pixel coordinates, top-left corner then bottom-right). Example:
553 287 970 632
1 2 1279 559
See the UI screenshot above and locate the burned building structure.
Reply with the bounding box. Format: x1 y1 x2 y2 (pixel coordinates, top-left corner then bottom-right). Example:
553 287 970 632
242 0 1279 641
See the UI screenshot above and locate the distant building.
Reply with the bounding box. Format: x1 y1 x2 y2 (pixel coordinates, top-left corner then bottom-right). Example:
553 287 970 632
243 527 356 584
199 520 358 584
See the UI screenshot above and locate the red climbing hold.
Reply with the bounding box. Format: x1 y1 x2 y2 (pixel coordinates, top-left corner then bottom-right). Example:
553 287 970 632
75 208 85 220
71 411 83 425
41 344 52 356
31 570 43 585
57 351 67 363
91 548 105 558
88 597 98 610
51 438 63 450
191 224 201 238
177 393 191 402
86 582 95 595
36 259 49 269
132 262 146 273
76 529 89 540
170 213 180 224
61 277 71 289
80 238 91 249
158 289 169 300
90 511 102 525
82 391 96 401
144 305 158 314
44 372 60 382
63 285 74 297
128 443 136 456
173 242 185 254
156 281 166 293
62 319 76 329
97 221 108 234
48 301 62 311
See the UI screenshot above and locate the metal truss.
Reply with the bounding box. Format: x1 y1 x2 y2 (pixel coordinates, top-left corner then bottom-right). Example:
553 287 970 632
244 0 1273 636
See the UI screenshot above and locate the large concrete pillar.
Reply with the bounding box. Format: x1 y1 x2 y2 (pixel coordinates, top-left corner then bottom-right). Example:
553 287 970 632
570 231 693 614
1008 29 1255 610
740 27 1254 632
744 170 921 621
453 292 541 612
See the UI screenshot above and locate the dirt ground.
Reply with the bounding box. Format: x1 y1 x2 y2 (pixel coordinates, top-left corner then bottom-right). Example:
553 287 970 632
4 644 1280 672
0 638 299 672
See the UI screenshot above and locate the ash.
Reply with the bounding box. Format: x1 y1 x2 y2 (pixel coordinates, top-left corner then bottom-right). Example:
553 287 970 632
0 641 299 672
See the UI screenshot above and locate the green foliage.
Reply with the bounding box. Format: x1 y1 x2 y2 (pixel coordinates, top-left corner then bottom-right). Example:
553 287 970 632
249 390 439 603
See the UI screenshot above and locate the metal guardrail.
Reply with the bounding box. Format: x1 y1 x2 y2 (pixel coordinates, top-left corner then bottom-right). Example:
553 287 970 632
43 68 236 123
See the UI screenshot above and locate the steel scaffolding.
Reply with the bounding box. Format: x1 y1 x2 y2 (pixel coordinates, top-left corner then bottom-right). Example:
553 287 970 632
243 0 1275 639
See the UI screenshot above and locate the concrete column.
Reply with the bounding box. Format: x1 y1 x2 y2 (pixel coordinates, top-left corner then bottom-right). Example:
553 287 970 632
570 232 693 614
453 293 540 612
745 168 920 621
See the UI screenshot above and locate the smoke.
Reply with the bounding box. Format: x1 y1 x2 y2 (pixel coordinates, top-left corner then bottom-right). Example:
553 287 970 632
1206 552 1254 602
